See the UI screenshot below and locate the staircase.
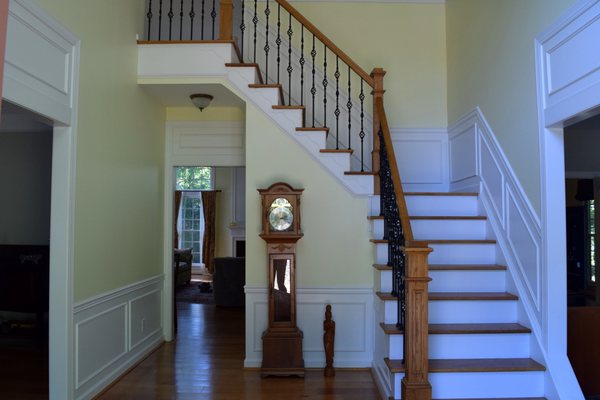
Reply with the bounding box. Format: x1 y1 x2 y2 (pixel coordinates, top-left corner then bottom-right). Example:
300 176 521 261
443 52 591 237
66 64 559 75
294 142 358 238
139 1 552 399
370 192 546 400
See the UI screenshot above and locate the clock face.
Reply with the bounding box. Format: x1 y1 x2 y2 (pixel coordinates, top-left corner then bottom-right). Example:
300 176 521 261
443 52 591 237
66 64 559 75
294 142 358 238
269 197 293 231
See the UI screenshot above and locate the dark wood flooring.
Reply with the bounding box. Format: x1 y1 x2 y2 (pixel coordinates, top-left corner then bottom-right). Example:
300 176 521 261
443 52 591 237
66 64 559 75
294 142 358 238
98 302 380 399
0 330 48 399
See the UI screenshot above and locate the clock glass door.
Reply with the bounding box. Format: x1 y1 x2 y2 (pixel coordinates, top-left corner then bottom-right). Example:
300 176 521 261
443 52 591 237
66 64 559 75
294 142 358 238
272 257 292 322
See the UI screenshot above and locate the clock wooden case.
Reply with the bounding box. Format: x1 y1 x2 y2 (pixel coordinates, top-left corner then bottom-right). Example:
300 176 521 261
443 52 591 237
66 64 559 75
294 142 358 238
257 182 305 377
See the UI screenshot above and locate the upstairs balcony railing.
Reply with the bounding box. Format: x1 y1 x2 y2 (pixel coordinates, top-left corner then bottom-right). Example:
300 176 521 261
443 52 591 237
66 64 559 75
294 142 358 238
142 2 432 398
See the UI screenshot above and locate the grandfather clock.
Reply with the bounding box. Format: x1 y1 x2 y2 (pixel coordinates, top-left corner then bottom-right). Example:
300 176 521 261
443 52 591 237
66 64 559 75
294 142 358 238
258 182 305 377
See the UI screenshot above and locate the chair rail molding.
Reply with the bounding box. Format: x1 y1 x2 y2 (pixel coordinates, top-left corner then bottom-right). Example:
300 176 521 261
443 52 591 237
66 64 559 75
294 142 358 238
535 0 600 398
244 286 374 368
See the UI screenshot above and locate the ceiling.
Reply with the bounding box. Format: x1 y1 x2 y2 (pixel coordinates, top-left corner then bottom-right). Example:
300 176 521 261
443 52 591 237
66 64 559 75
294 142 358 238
140 83 245 108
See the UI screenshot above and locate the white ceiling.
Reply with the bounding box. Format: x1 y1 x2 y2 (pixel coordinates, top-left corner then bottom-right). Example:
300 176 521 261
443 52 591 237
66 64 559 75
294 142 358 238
140 83 245 108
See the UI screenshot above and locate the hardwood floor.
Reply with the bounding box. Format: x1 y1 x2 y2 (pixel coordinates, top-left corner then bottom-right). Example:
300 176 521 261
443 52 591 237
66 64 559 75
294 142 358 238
0 333 48 399
99 302 380 399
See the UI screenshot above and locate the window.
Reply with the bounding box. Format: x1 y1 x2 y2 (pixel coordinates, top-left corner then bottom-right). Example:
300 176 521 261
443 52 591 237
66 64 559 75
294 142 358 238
175 167 214 265
586 200 596 284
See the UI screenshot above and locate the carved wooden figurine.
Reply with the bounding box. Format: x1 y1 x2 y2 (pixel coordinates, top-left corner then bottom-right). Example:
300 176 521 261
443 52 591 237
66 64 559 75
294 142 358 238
323 304 335 377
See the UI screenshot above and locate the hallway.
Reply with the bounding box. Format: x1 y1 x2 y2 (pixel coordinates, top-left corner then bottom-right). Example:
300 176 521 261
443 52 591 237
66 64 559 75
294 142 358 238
98 302 380 399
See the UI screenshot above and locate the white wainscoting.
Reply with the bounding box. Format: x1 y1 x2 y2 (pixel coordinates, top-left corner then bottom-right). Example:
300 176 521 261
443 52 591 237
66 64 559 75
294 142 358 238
391 128 449 192
73 275 164 400
4 0 77 126
166 121 245 166
449 108 543 334
537 0 600 127
244 287 373 368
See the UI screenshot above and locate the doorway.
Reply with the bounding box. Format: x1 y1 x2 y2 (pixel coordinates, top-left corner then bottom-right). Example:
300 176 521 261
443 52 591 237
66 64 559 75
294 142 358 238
0 101 53 398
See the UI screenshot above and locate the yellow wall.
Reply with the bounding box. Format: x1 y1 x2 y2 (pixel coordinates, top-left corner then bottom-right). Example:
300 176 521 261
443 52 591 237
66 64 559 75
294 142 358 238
245 102 372 288
446 0 576 214
36 0 166 301
294 2 447 128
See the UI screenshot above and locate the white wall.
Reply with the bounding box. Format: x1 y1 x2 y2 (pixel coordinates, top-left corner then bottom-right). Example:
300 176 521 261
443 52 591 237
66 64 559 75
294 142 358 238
0 131 52 244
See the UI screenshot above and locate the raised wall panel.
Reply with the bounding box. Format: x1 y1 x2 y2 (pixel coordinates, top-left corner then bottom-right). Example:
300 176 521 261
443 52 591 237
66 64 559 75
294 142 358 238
4 0 77 125
539 0 600 126
449 125 477 183
73 276 163 400
391 129 449 192
244 287 373 368
479 132 505 226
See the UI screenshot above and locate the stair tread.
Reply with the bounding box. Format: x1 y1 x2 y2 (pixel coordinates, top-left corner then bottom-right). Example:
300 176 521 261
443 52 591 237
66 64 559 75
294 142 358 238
296 127 329 131
272 105 304 109
367 215 487 220
434 398 547 400
404 192 479 197
376 291 518 301
248 83 282 88
345 171 376 175
380 322 531 335
320 149 353 154
370 239 496 244
225 62 259 67
384 357 545 373
373 264 507 271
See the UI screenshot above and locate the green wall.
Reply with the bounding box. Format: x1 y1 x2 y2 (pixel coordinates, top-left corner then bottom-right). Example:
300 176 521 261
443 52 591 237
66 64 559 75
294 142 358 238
295 2 447 129
446 0 576 214
245 102 372 288
36 0 166 301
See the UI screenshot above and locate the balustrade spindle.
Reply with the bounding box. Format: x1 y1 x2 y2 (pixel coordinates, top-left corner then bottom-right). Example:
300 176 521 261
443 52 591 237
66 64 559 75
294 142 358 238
347 66 352 149
334 56 340 149
189 0 195 39
322 45 328 128
276 5 281 85
240 0 245 62
179 0 184 39
299 26 305 106
211 0 217 39
287 15 293 105
264 0 270 83
158 0 163 40
310 34 316 127
201 0 205 39
146 0 153 41
252 0 258 63
168 0 174 39
359 79 365 171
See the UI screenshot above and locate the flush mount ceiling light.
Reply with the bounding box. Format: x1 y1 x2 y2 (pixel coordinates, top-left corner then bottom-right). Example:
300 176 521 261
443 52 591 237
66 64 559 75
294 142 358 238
189 93 214 112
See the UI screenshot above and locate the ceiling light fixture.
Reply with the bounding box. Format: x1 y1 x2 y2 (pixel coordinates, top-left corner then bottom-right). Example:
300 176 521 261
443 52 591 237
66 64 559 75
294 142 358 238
189 93 214 112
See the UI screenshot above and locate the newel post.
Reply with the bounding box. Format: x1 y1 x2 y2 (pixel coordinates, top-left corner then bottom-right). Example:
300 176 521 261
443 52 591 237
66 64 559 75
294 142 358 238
219 0 234 41
371 68 386 194
402 242 432 400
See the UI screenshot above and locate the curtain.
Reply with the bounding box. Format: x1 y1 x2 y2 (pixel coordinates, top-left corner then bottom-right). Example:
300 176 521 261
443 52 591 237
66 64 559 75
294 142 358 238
173 190 183 249
201 191 217 274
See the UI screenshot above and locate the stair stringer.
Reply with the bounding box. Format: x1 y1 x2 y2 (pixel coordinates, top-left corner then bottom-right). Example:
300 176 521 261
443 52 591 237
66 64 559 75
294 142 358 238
137 42 374 195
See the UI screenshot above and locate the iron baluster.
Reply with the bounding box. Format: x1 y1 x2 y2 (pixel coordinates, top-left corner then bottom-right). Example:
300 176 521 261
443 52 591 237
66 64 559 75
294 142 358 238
310 34 316 127
158 0 163 40
211 0 217 40
287 14 293 105
322 45 327 128
347 66 352 150
201 0 205 39
359 79 365 171
334 56 340 149
299 26 305 106
240 0 245 62
179 0 184 40
252 0 258 63
168 0 174 40
189 0 195 39
146 0 153 41
264 0 270 83
276 4 281 85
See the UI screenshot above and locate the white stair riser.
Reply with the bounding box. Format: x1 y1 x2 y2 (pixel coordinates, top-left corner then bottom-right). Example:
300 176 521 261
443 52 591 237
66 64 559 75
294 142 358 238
376 242 496 265
377 269 393 293
428 243 496 265
371 218 384 238
248 87 280 107
370 195 381 215
412 219 487 240
225 66 257 85
387 333 529 359
429 270 506 292
382 299 517 325
406 196 479 217
391 371 544 399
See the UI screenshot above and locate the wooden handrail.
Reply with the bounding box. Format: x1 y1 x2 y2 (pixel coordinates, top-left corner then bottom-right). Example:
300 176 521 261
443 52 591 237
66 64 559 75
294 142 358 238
274 0 375 88
376 97 414 242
